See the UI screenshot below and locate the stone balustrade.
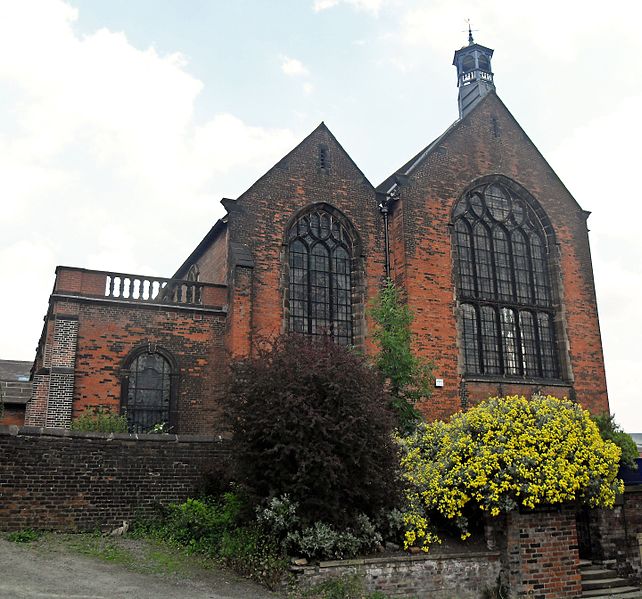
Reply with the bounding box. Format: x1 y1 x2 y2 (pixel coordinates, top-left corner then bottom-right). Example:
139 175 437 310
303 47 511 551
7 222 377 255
53 266 227 309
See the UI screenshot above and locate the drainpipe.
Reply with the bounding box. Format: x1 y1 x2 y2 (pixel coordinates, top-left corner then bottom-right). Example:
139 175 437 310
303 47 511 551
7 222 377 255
378 182 400 281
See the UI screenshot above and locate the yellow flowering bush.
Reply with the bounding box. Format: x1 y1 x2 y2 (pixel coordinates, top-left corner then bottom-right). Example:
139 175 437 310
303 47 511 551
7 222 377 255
398 395 624 551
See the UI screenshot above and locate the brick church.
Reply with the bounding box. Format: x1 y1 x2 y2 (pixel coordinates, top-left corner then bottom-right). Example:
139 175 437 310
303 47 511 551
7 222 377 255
21 36 610 434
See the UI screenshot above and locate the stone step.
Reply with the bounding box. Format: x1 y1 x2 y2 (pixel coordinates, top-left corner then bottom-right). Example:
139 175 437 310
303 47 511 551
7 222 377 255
581 590 642 599
584 568 626 581
583 578 635 592
580 559 594 569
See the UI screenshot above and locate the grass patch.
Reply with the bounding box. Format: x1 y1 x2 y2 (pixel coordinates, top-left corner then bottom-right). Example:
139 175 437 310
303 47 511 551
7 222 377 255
29 532 217 579
6 529 42 543
60 532 136 566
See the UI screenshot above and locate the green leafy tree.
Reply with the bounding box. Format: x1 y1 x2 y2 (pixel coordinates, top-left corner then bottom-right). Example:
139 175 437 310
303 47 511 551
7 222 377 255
370 279 432 433
592 413 639 469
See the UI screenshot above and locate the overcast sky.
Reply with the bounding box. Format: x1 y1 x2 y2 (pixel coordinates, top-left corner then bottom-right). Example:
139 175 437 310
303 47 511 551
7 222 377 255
1 0 641 429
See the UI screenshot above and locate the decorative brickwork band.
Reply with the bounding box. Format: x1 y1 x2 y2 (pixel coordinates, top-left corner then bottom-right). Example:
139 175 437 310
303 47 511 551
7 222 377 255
45 371 75 428
24 373 49 426
26 317 78 428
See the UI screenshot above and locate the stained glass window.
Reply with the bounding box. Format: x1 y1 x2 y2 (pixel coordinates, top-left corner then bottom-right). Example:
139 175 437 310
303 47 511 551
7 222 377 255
453 181 559 379
288 208 353 345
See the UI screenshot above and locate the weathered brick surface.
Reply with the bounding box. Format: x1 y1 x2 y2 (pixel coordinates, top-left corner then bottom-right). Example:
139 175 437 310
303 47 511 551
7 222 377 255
30 99 610 430
290 551 501 598
589 487 642 580
499 506 581 598
0 425 230 532
68 300 228 434
222 124 385 354
392 93 608 420
0 406 25 426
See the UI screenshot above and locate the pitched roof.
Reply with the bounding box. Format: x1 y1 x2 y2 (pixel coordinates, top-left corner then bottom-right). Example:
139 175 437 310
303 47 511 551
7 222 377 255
0 359 31 382
0 360 32 406
172 218 227 279
377 91 584 213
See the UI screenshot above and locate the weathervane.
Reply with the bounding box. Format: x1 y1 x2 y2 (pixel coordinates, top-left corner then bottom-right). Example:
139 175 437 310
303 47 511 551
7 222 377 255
463 18 479 44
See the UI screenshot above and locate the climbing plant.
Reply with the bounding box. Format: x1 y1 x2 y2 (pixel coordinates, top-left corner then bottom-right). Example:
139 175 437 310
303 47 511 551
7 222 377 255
370 279 432 433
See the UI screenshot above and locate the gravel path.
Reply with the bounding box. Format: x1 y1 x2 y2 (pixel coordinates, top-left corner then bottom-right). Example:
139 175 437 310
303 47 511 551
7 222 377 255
0 537 283 599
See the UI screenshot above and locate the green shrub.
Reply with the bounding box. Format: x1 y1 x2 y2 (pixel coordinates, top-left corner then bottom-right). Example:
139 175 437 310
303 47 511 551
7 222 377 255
71 407 128 433
370 280 432 433
134 493 287 589
7 529 41 543
163 494 242 553
399 395 624 551
592 413 639 469
258 495 383 560
227 334 400 529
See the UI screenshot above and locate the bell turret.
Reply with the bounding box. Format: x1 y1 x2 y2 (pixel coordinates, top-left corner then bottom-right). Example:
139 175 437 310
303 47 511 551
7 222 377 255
453 27 495 119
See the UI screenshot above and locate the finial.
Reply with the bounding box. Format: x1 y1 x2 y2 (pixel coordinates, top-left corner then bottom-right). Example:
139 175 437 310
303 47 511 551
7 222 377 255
465 18 476 45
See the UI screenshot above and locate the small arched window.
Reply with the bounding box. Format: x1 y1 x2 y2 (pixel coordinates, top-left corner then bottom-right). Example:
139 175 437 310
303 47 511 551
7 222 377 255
453 181 559 379
287 207 354 345
186 264 199 282
121 347 177 433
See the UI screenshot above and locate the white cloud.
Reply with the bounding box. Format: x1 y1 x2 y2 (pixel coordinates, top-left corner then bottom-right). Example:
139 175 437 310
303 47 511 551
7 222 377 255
313 0 387 16
313 0 340 11
280 56 310 77
0 0 298 360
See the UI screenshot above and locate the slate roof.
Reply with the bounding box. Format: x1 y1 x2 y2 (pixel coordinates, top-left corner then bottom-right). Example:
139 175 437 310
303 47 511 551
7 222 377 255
0 359 32 406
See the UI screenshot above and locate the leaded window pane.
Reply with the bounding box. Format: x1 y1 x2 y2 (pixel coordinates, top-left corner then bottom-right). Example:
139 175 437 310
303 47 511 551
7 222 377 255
455 221 475 298
519 311 539 377
500 308 519 375
480 306 501 374
530 234 550 306
461 304 480 374
453 182 560 379
537 312 558 379
492 226 513 302
512 229 532 304
473 223 494 299
486 184 510 222
287 209 354 345
125 353 171 433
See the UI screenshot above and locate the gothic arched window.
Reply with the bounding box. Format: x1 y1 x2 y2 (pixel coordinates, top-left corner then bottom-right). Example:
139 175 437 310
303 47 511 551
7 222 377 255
453 181 559 379
287 207 354 345
121 347 177 433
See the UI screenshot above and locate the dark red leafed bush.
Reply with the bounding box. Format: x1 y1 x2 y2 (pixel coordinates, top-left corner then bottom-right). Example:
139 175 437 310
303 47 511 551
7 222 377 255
226 334 400 528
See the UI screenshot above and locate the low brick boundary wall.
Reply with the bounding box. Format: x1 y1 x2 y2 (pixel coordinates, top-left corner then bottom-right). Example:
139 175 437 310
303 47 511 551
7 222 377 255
504 506 581 599
589 486 642 581
290 551 502 598
0 425 231 532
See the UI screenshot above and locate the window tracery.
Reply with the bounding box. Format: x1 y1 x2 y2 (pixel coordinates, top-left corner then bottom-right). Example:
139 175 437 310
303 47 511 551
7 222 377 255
287 208 353 345
453 182 559 379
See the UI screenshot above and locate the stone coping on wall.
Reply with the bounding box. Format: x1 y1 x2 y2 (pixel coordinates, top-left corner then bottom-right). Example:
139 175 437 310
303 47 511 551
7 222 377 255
0 424 230 443
306 550 501 569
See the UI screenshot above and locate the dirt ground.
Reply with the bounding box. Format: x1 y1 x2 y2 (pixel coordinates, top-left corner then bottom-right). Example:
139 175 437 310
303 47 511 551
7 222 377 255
0 535 283 599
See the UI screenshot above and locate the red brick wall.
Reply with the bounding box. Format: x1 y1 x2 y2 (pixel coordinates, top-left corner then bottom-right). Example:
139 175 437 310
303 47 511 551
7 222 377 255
226 124 385 354
0 406 25 426
196 226 229 285
589 487 642 580
392 93 608 420
50 297 227 434
503 506 581 599
0 425 230 532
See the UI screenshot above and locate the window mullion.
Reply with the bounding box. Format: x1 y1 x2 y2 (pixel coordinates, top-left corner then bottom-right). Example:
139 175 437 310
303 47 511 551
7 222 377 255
306 242 312 335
